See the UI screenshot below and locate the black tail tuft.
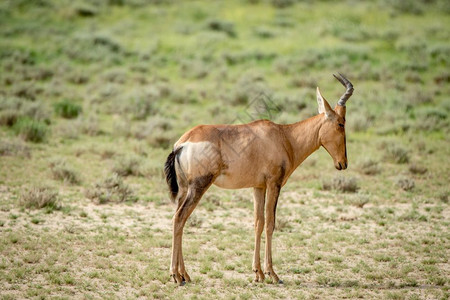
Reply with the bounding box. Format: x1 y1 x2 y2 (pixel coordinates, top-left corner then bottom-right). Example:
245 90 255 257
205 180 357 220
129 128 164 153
164 147 182 203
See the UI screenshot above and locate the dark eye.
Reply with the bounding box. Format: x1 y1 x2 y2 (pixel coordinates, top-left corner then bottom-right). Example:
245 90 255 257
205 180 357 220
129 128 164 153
338 123 345 128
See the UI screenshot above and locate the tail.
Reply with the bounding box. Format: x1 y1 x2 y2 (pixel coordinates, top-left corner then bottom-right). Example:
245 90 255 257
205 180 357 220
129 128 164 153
164 147 183 203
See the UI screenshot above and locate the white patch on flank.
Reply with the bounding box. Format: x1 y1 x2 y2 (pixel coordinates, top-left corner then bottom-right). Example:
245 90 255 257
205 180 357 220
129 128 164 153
177 141 220 176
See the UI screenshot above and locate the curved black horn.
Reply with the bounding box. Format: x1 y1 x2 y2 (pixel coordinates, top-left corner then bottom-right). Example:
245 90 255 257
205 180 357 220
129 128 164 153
333 73 354 106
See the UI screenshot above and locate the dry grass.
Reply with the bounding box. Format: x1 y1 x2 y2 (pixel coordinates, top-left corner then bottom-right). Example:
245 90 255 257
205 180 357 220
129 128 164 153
49 159 81 184
19 186 60 209
1 188 448 299
85 173 136 204
322 176 359 193
396 177 415 191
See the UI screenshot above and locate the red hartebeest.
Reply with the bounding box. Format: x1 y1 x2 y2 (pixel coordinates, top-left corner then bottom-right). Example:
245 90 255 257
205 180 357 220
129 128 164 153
164 74 354 285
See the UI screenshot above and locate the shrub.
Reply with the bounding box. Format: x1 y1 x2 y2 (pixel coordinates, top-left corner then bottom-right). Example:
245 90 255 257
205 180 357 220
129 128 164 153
230 74 270 106
438 191 448 203
271 0 296 8
383 144 409 164
187 215 203 228
145 128 173 148
133 116 175 148
349 114 372 132
428 44 450 64
205 19 236 37
13 118 48 143
276 218 293 232
408 90 432 106
49 159 81 184
66 34 124 63
0 109 20 127
358 159 381 175
127 96 157 120
56 122 80 139
345 194 370 208
396 177 415 191
54 100 82 119
21 101 51 124
62 114 101 139
404 71 423 83
289 76 317 89
74 3 99 17
85 173 136 204
0 97 50 126
322 176 359 193
273 14 295 27
254 27 276 39
102 69 127 84
408 164 427 175
12 83 41 100
20 186 60 209
322 19 374 43
67 73 89 85
180 59 209 79
274 94 306 113
385 0 424 15
223 50 277 66
414 107 448 132
92 35 122 53
168 89 197 104
77 115 101 136
433 72 450 85
0 139 30 157
112 155 144 177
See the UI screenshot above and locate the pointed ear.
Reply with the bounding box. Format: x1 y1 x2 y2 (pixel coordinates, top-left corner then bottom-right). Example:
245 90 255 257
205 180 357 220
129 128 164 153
316 87 333 118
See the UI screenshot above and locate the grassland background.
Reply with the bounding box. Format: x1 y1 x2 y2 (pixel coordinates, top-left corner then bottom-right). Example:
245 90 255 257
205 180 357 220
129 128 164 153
0 0 449 299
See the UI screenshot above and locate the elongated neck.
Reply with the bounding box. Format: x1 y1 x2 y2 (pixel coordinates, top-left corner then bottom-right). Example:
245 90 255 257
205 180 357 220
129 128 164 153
283 114 323 168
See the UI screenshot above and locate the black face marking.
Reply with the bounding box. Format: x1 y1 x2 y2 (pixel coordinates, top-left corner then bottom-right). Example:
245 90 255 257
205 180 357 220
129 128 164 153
338 123 345 128
344 135 347 158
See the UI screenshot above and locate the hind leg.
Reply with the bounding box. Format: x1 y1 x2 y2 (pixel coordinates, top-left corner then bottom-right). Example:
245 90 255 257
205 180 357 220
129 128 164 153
170 186 188 284
170 174 214 285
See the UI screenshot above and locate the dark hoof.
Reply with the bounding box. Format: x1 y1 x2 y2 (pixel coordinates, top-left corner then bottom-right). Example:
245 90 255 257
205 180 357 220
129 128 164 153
179 280 186 286
278 280 284 284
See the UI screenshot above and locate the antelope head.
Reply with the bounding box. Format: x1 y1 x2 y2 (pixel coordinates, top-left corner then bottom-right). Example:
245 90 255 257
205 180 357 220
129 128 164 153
316 73 354 170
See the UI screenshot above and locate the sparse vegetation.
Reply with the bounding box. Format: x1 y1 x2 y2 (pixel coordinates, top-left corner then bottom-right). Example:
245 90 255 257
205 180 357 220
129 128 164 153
358 159 381 175
408 163 428 175
322 176 359 193
112 155 145 177
0 0 448 299
19 186 60 209
205 19 236 37
49 159 81 184
54 100 82 119
396 177 415 191
0 138 30 157
13 118 48 143
85 173 136 204
383 144 410 164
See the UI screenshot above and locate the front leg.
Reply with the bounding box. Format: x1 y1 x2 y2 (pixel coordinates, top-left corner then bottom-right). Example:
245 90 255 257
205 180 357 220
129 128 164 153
264 184 282 284
252 187 266 282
